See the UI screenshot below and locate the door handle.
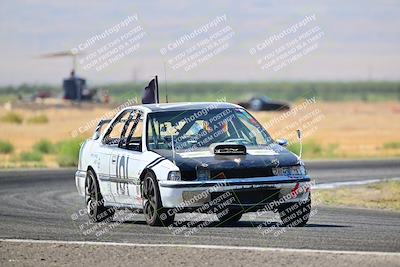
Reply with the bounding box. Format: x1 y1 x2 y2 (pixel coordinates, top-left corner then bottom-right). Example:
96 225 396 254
111 155 117 164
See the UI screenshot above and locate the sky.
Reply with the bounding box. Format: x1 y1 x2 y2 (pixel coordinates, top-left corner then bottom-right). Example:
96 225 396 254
0 0 399 85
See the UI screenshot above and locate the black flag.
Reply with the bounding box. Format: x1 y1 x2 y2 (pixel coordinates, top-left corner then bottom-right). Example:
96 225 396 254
141 78 156 104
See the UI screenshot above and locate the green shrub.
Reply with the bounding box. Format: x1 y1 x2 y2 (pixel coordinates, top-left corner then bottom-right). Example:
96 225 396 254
288 139 323 158
383 142 400 149
0 140 14 154
325 143 339 158
19 151 43 162
288 140 340 159
55 138 83 167
305 140 323 155
27 114 49 124
33 139 54 154
1 112 23 124
287 142 300 155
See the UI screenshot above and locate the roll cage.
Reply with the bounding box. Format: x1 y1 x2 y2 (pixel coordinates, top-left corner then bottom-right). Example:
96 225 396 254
99 107 150 152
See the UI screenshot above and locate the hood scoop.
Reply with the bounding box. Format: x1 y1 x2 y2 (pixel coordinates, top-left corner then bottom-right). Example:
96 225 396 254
210 143 247 155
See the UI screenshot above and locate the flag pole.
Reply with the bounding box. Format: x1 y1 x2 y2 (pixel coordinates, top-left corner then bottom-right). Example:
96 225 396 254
164 61 168 103
155 75 160 103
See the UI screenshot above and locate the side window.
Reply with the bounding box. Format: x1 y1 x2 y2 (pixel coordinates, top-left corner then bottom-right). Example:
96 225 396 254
121 111 143 151
103 110 132 145
147 117 159 149
132 114 143 138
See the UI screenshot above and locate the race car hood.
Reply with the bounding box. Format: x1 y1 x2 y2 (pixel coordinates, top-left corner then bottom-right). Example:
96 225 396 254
154 143 301 181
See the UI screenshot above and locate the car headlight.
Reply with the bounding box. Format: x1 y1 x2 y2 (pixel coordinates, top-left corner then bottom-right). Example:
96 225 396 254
167 171 181 181
272 165 307 176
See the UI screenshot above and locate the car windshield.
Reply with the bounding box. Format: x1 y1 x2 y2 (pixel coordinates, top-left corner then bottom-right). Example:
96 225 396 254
147 107 273 152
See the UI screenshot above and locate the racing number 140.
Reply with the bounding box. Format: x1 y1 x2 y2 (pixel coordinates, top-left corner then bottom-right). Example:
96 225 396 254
116 155 129 195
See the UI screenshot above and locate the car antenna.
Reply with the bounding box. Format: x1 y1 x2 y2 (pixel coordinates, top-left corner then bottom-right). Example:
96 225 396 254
170 129 176 165
296 129 302 158
163 61 168 103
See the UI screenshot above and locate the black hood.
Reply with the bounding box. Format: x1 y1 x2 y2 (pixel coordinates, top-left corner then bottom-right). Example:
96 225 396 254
154 143 300 181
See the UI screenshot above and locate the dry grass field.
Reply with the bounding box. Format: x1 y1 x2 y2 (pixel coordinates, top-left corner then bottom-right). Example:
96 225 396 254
0 101 399 167
256 100 400 158
316 180 400 211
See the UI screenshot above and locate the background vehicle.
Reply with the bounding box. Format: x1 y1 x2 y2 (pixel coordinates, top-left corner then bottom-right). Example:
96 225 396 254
238 96 290 111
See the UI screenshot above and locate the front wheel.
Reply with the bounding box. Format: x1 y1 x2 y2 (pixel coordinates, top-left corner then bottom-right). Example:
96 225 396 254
142 172 174 226
279 197 311 227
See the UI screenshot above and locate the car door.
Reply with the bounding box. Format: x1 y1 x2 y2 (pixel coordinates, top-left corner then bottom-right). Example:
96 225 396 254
93 143 115 203
100 109 133 204
88 119 118 204
110 110 145 206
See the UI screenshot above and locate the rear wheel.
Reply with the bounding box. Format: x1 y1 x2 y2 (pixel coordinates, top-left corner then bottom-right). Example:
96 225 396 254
142 172 174 226
279 197 311 227
85 169 114 222
217 208 243 224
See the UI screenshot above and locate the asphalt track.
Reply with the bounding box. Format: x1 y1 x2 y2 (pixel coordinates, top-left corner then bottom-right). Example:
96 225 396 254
0 159 399 256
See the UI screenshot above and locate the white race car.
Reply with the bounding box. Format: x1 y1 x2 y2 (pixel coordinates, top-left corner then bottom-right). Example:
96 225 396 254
75 102 311 226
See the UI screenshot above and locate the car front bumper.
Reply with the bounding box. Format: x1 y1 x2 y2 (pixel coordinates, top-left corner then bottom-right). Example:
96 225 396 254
158 176 312 210
75 170 86 197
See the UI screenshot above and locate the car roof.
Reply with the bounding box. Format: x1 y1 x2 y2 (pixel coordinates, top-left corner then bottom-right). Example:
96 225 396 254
135 102 241 112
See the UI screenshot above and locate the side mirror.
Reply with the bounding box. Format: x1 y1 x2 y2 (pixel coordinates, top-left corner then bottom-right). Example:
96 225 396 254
277 138 288 147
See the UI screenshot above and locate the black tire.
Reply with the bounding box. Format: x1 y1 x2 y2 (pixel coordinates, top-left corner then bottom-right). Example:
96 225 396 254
279 197 311 227
142 172 175 226
85 169 115 223
216 208 243 224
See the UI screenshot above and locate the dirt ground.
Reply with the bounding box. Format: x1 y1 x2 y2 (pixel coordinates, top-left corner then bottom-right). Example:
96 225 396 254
0 101 399 166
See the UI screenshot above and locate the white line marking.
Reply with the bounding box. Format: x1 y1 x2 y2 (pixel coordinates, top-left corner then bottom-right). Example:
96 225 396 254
0 238 399 256
313 177 400 189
